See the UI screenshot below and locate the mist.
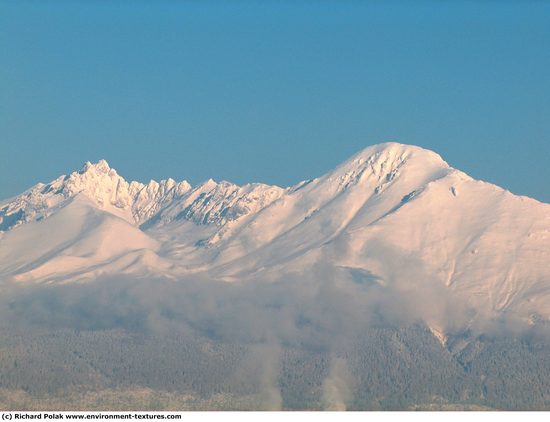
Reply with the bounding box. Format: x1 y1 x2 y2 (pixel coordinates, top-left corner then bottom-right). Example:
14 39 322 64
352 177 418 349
0 261 471 344
1 260 549 410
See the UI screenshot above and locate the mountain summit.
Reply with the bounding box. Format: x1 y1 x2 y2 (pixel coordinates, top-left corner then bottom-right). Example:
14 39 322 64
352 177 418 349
1 143 549 332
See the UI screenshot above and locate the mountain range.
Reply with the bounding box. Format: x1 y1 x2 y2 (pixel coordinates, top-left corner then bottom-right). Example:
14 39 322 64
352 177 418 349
1 142 549 336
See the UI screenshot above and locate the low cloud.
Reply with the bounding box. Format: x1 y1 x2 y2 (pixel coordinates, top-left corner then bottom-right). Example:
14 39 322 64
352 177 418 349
0 254 547 409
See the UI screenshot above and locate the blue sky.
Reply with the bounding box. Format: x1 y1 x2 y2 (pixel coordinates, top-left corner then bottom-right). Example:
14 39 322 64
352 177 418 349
1 0 549 202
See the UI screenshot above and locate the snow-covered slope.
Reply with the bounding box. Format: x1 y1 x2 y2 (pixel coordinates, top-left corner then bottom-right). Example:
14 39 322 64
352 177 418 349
1 142 549 330
0 194 166 283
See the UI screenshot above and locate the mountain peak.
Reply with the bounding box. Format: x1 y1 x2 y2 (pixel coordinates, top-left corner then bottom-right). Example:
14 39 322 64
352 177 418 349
80 159 114 175
317 142 451 197
350 142 449 168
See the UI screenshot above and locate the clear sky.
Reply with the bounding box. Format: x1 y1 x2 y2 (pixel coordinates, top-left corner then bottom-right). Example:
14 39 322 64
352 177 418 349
1 0 549 203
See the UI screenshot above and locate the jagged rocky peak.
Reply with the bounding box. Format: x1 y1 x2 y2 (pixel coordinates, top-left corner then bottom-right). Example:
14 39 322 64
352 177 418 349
63 160 130 201
79 159 114 175
148 178 285 228
0 160 195 230
0 157 288 232
65 160 198 223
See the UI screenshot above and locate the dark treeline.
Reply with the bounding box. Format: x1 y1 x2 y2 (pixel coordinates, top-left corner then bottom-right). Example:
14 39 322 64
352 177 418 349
1 274 550 410
1 325 550 410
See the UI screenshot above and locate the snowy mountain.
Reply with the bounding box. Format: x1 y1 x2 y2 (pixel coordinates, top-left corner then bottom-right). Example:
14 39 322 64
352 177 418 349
1 142 549 333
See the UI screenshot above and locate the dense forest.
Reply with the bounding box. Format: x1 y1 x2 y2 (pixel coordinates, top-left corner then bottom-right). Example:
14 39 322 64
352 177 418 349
1 324 550 410
1 275 550 410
